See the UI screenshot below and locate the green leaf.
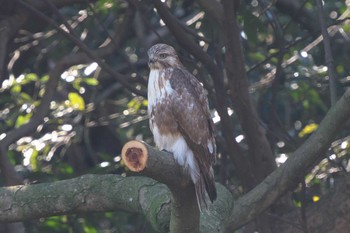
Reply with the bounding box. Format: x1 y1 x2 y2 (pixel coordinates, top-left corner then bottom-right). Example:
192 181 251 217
40 75 49 83
20 93 32 101
83 78 99 86
25 73 38 81
68 92 85 111
298 123 318 138
72 78 82 91
15 113 33 128
11 84 21 93
30 148 39 171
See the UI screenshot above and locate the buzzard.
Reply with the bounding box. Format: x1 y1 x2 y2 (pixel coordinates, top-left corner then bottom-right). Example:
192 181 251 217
147 43 217 210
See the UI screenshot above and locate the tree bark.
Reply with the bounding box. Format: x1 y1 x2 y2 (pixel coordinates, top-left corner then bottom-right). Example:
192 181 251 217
0 174 233 232
121 140 200 233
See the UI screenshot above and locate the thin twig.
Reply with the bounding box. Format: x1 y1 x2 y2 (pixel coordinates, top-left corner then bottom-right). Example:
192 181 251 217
315 0 338 106
42 0 77 36
300 180 310 233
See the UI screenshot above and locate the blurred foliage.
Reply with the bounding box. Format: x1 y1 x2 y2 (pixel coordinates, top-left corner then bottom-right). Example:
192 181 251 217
1 0 350 232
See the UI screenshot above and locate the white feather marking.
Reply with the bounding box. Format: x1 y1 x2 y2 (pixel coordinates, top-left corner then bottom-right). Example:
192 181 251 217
152 124 199 183
148 69 174 112
208 141 214 154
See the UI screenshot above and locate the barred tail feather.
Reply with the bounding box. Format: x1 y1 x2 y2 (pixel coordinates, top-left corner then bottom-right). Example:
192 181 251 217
195 176 208 211
195 170 217 211
204 167 217 203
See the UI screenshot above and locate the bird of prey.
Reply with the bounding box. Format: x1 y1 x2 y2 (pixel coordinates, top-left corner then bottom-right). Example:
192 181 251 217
147 43 217 210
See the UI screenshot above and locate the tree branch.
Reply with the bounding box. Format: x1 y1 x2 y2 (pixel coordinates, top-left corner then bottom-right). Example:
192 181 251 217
315 0 338 106
195 0 223 25
221 0 276 183
225 89 350 231
122 140 199 233
0 172 232 232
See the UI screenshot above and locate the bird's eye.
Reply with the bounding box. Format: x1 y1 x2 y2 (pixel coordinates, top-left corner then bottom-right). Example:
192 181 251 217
159 53 167 59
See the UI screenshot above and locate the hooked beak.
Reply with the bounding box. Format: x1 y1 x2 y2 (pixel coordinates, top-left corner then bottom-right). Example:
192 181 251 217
148 58 156 67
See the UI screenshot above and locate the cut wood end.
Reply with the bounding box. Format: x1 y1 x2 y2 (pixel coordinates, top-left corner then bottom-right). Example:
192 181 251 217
121 140 148 172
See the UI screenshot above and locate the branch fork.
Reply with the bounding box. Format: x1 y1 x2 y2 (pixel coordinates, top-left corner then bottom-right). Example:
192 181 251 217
122 140 200 233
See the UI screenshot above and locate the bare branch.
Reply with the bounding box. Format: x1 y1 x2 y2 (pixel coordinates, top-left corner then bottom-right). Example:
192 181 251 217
221 0 276 183
122 140 199 233
195 0 223 24
0 14 28 77
315 0 338 106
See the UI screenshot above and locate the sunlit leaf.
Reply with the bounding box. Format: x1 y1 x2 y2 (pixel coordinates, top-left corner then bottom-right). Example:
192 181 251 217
248 52 265 62
127 97 143 112
83 225 98 233
83 78 99 86
18 73 39 85
293 200 302 207
68 92 85 111
30 148 39 171
40 75 49 83
142 99 148 107
298 123 318 138
59 164 74 175
15 113 33 128
20 93 32 101
312 195 320 202
25 73 38 81
11 84 21 93
72 78 81 91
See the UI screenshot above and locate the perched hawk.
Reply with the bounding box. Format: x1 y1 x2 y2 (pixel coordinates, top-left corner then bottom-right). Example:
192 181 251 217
147 43 217 210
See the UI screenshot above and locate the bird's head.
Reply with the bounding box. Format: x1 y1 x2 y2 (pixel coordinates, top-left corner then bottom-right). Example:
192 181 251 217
147 44 182 70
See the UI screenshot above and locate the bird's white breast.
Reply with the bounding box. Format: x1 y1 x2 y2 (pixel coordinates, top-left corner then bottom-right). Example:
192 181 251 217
147 69 174 113
147 69 199 182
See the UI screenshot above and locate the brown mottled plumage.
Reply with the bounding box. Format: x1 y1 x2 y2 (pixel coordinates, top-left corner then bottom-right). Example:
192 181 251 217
147 43 216 210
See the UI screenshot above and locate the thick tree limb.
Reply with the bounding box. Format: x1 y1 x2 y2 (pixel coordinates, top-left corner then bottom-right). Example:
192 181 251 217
225 89 350 232
221 0 276 184
122 140 199 233
0 176 232 232
195 0 223 24
122 140 189 186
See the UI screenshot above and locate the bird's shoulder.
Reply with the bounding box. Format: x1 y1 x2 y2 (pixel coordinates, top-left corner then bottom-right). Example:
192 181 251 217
168 67 206 98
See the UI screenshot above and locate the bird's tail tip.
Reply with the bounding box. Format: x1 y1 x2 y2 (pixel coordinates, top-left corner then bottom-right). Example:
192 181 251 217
195 175 217 211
